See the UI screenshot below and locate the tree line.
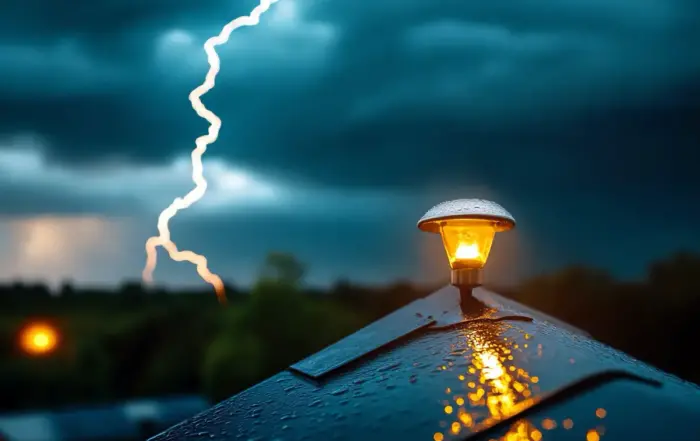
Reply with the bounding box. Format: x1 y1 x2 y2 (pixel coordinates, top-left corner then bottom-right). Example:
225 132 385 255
0 250 698 412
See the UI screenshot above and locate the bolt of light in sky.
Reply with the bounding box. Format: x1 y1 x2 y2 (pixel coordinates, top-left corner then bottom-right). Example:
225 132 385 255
142 0 280 303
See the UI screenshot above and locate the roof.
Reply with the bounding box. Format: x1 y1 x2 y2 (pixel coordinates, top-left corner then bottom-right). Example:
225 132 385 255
150 285 700 441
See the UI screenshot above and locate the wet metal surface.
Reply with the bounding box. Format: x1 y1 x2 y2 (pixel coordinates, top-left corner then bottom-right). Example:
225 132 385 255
152 286 700 441
476 377 700 441
290 301 436 378
291 287 533 379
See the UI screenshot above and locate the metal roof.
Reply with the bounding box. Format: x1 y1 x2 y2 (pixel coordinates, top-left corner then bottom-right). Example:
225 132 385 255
151 286 700 441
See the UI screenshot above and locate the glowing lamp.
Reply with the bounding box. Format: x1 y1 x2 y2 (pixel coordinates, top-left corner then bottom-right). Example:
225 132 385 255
19 322 59 356
418 199 515 294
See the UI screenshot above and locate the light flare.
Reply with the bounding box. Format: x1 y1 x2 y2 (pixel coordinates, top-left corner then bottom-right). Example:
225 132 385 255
142 0 279 303
20 322 59 356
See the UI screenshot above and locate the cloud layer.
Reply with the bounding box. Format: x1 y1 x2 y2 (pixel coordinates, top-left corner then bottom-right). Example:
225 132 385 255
0 0 698 288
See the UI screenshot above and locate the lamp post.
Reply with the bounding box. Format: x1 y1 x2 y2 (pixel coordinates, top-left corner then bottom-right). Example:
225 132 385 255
418 199 516 314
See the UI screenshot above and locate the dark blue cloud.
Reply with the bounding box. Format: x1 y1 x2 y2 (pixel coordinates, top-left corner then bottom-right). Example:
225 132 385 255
0 0 697 286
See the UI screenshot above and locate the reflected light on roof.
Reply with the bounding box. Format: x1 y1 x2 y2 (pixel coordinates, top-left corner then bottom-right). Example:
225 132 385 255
432 324 610 441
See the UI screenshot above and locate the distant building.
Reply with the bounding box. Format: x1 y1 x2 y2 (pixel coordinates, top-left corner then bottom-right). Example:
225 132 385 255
0 396 208 441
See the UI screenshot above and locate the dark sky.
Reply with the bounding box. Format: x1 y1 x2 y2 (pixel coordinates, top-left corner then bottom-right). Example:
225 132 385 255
0 0 698 290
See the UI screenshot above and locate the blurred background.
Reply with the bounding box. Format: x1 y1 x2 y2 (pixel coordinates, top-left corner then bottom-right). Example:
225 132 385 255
1 252 700 440
0 0 699 439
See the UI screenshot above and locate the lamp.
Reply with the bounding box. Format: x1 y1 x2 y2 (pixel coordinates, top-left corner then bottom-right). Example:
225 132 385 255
19 322 59 356
418 199 515 312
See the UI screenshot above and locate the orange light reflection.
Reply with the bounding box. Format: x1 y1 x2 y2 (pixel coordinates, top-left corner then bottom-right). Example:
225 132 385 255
432 325 606 441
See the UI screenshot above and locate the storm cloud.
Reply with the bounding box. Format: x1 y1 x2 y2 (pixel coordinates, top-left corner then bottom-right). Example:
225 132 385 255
0 0 698 288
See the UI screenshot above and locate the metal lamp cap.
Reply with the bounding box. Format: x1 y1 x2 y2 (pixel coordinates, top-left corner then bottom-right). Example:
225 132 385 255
417 199 516 233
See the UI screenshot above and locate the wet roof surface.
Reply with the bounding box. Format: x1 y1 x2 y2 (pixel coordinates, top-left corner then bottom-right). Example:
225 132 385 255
152 287 700 441
478 378 700 441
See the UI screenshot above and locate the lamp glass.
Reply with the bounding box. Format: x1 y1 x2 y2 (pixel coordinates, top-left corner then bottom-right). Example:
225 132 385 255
438 219 496 270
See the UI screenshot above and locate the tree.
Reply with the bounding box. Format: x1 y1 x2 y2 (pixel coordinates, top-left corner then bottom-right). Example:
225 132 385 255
59 280 75 297
200 333 265 403
246 253 315 369
647 251 700 315
648 252 700 290
259 252 306 286
516 265 615 330
119 281 145 298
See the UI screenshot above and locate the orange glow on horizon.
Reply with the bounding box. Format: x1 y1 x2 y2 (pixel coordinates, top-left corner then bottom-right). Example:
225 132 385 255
20 322 59 355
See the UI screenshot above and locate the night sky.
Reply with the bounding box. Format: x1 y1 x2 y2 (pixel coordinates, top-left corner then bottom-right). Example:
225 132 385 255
0 0 698 290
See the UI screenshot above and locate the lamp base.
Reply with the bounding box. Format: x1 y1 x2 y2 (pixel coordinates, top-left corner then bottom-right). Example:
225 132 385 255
450 268 483 287
451 268 486 315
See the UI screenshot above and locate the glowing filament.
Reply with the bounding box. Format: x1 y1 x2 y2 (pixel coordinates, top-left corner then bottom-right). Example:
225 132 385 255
456 243 481 260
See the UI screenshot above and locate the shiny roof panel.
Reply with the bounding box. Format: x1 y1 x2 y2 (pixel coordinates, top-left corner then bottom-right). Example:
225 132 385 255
152 287 700 441
474 378 700 441
290 298 436 378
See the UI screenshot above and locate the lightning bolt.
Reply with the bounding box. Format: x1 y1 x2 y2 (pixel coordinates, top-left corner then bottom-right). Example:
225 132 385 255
142 0 279 303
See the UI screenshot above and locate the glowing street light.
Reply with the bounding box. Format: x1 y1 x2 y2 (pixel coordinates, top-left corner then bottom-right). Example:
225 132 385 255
418 199 515 311
19 322 59 356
